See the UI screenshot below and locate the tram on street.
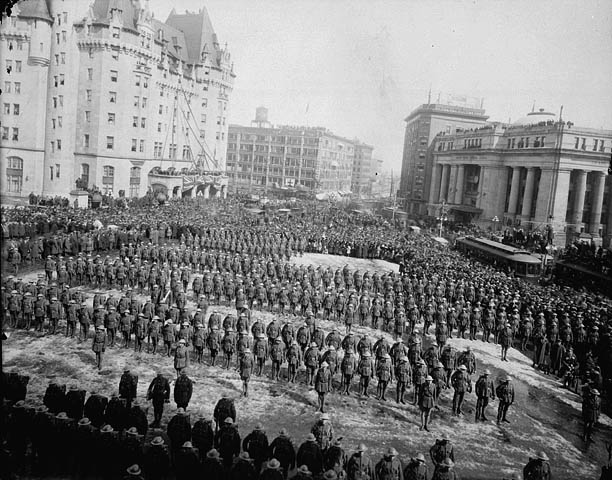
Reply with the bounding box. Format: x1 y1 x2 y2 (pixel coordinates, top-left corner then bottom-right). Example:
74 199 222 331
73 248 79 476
455 236 542 282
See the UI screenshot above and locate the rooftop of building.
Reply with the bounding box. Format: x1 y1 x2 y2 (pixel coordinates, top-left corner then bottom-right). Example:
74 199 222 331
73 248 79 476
12 0 53 22
405 103 489 123
69 1 224 65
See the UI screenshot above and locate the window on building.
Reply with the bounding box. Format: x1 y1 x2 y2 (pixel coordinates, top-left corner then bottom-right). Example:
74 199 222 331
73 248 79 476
14 82 20 94
15 60 21 73
216 116 221 125
59 74 65 85
6 156 24 193
139 140 144 153
81 164 89 186
111 50 118 61
201 114 207 123
1 127 8 140
109 91 116 103
3 103 9 115
135 75 141 87
129 167 141 197
63 12 67 24
84 110 91 122
143 77 148 88
157 122 162 132
134 96 139 107
200 130 205 139
56 32 60 44
87 68 93 80
574 137 580 149
12 128 18 141
132 116 138 127
107 112 115 125
57 116 62 127
56 139 61 150
54 55 59 66
62 31 67 42
131 138 137 152
52 119 56 129
141 117 146 128
600 140 605 152
102 166 114 194
110 70 118 82
50 166 54 180
593 139 598 151
158 105 163 115
60 53 65 64
106 136 114 149
58 95 63 107
581 138 586 150
112 27 120 39
4 81 10 93
55 164 60 178
83 134 90 147
142 97 147 108
5 60 12 73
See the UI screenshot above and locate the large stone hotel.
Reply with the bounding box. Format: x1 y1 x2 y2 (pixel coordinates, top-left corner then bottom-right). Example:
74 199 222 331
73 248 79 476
0 0 234 202
399 102 612 246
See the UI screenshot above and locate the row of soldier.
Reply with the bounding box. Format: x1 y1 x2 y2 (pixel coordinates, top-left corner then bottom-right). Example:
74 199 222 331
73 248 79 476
4 375 538 480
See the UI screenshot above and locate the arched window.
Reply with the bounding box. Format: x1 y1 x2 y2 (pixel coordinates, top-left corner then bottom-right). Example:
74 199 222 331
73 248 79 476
129 167 141 198
6 156 23 193
102 165 114 195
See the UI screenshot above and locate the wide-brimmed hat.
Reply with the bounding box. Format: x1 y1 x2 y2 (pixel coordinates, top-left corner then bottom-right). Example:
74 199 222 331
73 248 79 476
78 417 91 426
306 433 316 442
151 436 165 446
207 449 221 459
224 417 233 424
536 451 549 461
267 458 281 469
357 443 367 452
126 464 142 476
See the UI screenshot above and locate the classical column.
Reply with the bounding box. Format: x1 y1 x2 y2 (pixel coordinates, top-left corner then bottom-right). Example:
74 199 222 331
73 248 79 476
507 167 521 215
571 170 587 230
589 171 605 234
454 164 465 205
429 164 442 205
520 167 537 219
448 165 458 204
439 164 450 202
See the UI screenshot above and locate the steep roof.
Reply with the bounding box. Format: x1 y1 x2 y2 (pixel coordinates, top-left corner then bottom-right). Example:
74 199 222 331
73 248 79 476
165 8 220 64
16 0 53 23
90 0 139 32
151 18 189 62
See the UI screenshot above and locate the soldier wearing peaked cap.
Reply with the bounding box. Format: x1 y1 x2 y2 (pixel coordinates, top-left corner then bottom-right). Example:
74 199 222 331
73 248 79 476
92 325 107 371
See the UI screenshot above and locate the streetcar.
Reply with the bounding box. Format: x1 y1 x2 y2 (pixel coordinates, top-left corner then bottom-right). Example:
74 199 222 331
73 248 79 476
454 236 542 282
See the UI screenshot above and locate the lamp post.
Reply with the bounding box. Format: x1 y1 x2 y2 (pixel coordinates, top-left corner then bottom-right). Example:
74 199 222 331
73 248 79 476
436 201 448 238
492 215 500 233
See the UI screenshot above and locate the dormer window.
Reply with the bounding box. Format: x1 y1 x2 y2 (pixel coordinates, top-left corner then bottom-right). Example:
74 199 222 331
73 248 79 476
112 27 120 39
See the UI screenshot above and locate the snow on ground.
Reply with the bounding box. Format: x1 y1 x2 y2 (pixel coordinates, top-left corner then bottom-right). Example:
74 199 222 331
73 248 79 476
3 255 611 479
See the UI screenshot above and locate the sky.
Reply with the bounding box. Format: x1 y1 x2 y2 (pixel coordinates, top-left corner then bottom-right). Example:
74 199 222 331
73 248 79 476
149 0 612 170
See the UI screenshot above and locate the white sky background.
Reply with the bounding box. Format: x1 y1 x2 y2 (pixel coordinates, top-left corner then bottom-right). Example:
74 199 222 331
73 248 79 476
149 0 612 170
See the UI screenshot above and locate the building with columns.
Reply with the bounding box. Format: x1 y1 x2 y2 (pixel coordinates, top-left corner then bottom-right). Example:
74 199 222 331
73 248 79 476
428 109 612 246
1 0 234 203
399 102 489 215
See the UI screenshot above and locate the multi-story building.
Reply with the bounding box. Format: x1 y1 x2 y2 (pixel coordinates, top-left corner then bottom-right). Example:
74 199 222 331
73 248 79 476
227 109 373 194
428 109 612 246
351 142 375 196
0 0 234 202
399 102 489 215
